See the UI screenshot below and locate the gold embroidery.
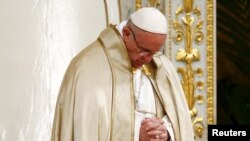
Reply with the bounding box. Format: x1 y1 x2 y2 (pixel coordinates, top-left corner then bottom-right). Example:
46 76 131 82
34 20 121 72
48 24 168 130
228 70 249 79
132 64 152 76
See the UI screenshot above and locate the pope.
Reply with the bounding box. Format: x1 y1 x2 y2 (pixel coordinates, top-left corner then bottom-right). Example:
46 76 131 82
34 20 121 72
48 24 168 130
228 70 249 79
51 7 194 141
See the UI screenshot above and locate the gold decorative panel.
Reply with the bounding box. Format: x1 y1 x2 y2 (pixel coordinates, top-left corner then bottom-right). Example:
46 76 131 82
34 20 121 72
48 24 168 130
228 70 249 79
173 0 204 138
171 0 215 139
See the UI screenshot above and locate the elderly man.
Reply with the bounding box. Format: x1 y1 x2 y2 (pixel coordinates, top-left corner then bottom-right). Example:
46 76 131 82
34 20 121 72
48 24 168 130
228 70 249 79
51 7 194 141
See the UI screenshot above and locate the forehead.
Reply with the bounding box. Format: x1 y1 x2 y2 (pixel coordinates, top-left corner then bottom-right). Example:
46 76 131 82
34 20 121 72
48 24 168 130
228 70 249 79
135 30 166 50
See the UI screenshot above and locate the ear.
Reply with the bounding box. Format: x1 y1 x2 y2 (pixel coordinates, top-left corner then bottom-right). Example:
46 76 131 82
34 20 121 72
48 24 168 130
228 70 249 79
122 26 131 42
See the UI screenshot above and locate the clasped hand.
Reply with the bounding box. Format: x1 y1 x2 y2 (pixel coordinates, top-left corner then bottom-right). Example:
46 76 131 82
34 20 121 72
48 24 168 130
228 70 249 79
139 118 169 141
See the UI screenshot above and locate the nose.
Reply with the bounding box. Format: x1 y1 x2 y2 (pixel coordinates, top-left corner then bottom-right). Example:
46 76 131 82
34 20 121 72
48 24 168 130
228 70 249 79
139 52 151 57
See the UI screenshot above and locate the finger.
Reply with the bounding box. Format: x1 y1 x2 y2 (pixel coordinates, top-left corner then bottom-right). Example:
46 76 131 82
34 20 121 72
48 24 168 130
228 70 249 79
146 122 167 132
159 132 169 141
142 118 163 124
141 118 153 124
154 124 167 132
148 130 164 136
142 120 164 130
145 122 162 131
150 139 164 141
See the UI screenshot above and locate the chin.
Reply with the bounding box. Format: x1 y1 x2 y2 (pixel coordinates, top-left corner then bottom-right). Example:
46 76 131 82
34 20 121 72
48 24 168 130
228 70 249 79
133 63 143 68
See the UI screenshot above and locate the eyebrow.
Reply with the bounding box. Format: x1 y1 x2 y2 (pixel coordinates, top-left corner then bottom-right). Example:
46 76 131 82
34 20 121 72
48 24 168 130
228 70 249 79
129 28 153 53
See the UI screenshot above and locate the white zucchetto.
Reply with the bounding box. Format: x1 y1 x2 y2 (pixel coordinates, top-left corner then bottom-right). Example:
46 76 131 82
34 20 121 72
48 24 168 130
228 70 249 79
130 7 168 34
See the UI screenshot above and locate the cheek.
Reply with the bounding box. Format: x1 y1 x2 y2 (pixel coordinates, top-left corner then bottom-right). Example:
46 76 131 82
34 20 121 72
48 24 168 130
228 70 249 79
145 56 153 63
129 54 140 63
139 53 152 61
128 53 141 66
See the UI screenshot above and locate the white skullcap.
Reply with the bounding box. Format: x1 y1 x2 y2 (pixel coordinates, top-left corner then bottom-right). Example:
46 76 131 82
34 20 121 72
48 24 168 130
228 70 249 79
130 7 167 34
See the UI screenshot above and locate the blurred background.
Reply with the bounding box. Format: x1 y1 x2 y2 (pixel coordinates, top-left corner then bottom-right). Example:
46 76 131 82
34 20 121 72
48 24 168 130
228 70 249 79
217 0 250 125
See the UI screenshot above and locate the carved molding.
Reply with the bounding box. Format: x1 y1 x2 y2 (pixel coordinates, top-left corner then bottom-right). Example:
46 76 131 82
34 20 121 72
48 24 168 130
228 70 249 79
206 0 215 125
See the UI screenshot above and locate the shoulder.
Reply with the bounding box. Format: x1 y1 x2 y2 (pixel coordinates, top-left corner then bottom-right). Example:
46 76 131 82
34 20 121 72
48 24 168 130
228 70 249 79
72 41 106 65
73 41 103 62
66 40 110 74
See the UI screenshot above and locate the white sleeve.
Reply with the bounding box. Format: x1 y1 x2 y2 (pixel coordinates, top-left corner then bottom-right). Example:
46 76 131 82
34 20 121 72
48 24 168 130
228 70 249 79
134 119 140 141
162 115 175 141
134 111 146 141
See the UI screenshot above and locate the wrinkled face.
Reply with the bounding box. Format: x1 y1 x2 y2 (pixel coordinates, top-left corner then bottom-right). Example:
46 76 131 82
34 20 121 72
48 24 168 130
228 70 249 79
122 25 166 68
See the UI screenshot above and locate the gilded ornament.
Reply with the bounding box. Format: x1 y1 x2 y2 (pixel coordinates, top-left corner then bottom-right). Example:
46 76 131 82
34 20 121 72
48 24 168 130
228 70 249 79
193 118 204 138
173 20 182 30
195 68 203 77
176 48 200 62
175 6 184 15
196 81 204 90
194 31 204 44
190 107 197 118
193 6 201 17
175 32 183 43
195 95 203 104
136 0 142 10
195 124 203 138
173 0 205 138
147 0 161 8
196 21 204 29
184 0 193 13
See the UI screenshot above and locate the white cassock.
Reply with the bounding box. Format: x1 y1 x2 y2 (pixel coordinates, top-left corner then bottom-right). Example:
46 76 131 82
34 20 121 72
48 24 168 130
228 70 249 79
133 68 175 141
